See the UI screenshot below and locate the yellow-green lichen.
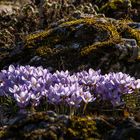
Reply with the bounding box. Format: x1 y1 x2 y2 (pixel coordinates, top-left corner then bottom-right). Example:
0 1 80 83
25 18 122 57
0 130 6 137
116 20 140 60
80 20 121 56
67 116 100 139
122 92 140 110
36 46 53 57
100 0 131 12
23 17 140 72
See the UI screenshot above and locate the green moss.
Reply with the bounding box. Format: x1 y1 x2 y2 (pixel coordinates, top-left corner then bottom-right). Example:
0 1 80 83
25 18 121 57
26 29 52 47
131 0 140 5
126 28 140 45
36 46 53 57
79 19 121 56
67 116 100 139
0 130 6 137
0 112 101 140
122 92 140 110
116 20 140 60
23 17 140 72
100 0 131 12
118 20 140 45
24 129 58 140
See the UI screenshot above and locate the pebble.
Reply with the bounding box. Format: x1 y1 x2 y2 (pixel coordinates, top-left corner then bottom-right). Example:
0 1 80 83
47 110 57 118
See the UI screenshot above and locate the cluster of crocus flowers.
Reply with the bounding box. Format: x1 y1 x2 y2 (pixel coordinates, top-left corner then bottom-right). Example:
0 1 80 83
0 65 140 114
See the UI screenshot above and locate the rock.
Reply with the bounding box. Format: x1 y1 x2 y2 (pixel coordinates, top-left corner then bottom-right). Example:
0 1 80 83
57 115 69 123
0 1 140 78
107 118 140 140
71 43 81 49
10 42 24 57
100 0 132 19
49 125 58 132
55 44 65 49
95 117 116 136
48 117 55 123
23 124 37 132
72 10 82 19
0 3 20 14
19 17 139 78
0 112 101 140
29 55 42 63
115 38 138 61
135 112 140 122
128 22 140 30
47 110 57 118
8 116 23 125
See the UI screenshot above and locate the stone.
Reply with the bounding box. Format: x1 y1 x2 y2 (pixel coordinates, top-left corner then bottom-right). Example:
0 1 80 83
29 56 42 63
115 38 139 61
47 110 57 118
107 118 140 140
128 22 140 30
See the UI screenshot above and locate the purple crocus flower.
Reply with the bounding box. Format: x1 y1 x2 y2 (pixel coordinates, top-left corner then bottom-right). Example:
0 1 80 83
9 84 31 108
0 65 139 110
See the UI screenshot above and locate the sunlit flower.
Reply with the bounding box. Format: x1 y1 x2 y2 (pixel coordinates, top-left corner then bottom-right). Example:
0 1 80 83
0 65 139 109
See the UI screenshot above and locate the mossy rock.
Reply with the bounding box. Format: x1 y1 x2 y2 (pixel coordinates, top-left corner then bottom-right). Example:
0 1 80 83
66 116 101 140
23 17 123 71
0 112 101 140
1 111 140 140
99 0 140 21
117 20 140 46
26 18 120 49
0 111 66 140
100 0 132 11
23 17 140 75
1 17 140 77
